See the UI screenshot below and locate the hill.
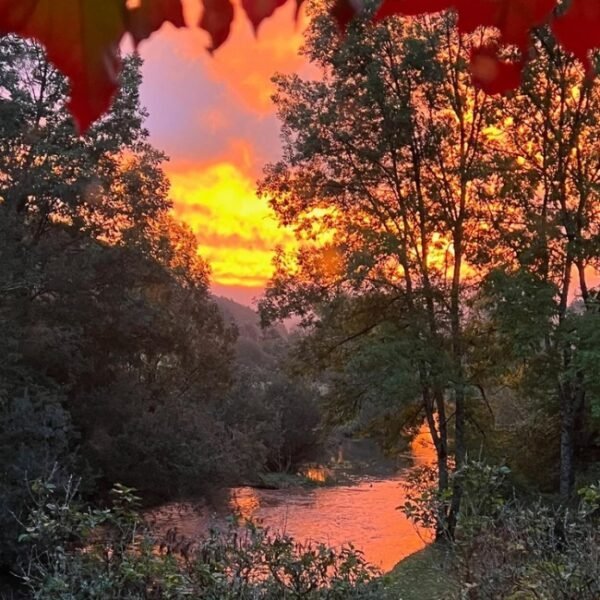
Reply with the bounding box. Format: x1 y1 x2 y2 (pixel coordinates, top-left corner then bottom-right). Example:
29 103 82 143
213 296 288 372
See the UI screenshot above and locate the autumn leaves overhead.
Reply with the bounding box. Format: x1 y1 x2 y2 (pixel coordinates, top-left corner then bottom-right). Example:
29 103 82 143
0 1 598 132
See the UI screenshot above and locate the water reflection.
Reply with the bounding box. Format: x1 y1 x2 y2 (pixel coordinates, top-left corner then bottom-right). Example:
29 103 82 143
299 465 332 483
148 429 435 572
229 476 430 571
231 487 261 520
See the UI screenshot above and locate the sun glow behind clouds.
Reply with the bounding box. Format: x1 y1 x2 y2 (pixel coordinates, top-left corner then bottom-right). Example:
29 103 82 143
138 0 314 299
168 163 295 288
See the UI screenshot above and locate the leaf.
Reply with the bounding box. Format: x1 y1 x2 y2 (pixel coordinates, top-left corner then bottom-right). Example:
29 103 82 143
0 0 185 133
331 0 364 32
552 0 600 64
375 0 453 22
128 0 186 45
1 0 598 128
241 0 288 32
470 44 523 94
372 1 553 94
376 0 553 42
455 0 554 47
0 0 122 133
200 0 235 53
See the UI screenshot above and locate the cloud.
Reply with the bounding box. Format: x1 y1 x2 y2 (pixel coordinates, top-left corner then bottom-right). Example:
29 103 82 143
158 0 311 114
197 106 229 133
136 0 314 302
167 160 295 289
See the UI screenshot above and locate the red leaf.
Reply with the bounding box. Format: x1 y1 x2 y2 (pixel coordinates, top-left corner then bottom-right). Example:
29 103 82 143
294 0 305 21
0 1 127 133
199 0 235 52
457 0 553 46
0 0 186 133
471 44 523 94
376 0 554 47
374 0 555 94
241 0 288 32
332 0 365 31
332 0 358 31
552 0 600 64
128 0 186 45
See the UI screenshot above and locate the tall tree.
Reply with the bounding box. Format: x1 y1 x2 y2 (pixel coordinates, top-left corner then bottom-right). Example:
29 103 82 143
260 7 498 535
0 38 235 562
477 32 600 498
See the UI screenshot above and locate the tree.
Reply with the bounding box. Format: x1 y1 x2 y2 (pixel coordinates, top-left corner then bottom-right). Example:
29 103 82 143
0 38 236 565
473 32 600 498
0 1 596 130
259 7 500 535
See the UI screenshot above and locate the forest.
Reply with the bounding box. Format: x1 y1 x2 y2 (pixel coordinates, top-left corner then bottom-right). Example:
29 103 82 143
1 1 600 599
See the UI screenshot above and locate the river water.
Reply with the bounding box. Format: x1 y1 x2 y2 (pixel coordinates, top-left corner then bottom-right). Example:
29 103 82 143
148 432 435 572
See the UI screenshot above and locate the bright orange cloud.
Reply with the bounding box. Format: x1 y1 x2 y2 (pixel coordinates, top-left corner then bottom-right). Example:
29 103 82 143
156 0 312 113
139 0 317 300
167 160 295 288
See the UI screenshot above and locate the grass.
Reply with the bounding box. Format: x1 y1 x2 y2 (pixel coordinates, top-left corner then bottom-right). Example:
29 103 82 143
380 543 458 600
255 471 327 489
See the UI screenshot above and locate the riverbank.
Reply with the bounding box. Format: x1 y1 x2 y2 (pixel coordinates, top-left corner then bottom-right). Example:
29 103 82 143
382 544 457 600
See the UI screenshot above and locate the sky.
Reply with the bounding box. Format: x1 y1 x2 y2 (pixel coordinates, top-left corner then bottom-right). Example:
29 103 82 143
136 0 313 306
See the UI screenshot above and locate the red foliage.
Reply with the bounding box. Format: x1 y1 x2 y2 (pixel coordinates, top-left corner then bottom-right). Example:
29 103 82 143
0 1 597 131
470 44 524 95
0 1 185 132
373 1 555 93
199 0 235 52
552 0 600 63
241 0 289 32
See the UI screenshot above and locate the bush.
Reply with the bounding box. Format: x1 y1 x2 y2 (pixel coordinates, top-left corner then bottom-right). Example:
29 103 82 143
18 477 383 599
85 393 262 499
400 460 600 598
453 491 600 599
0 380 75 568
220 373 323 475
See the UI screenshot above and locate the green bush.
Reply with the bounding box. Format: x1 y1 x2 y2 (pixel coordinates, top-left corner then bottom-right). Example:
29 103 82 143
453 492 600 599
220 373 323 475
18 478 383 599
0 380 75 568
400 460 600 598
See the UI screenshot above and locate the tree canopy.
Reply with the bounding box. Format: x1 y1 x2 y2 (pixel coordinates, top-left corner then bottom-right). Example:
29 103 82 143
0 1 598 131
259 5 600 537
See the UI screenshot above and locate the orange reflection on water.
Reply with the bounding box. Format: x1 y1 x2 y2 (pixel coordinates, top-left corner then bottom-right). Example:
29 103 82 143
229 476 431 572
299 466 332 483
410 426 436 465
231 487 261 520
150 429 437 573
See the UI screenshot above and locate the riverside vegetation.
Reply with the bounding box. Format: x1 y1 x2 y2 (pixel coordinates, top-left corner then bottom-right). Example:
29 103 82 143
2 1 600 598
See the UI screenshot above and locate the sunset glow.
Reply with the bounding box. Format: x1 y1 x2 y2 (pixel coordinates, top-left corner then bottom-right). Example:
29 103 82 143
138 0 313 301
168 162 295 288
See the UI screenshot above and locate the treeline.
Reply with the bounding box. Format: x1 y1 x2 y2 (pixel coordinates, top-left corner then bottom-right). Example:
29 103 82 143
259 4 600 537
0 37 321 575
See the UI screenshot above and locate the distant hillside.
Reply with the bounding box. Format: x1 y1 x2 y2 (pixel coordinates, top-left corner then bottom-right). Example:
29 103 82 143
213 296 288 372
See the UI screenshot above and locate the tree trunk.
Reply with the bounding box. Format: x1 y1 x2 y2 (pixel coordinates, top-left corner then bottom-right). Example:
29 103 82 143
559 376 585 500
559 388 575 500
423 385 450 540
447 382 466 539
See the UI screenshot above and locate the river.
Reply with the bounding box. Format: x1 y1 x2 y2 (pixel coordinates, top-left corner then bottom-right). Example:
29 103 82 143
147 431 435 572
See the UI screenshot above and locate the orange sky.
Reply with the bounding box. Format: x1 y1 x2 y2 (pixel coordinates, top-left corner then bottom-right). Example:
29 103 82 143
137 0 312 305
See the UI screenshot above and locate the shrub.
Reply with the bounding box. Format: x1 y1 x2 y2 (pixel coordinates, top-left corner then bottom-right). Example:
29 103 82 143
18 477 383 599
400 460 600 598
220 373 323 475
454 492 600 599
0 382 75 569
